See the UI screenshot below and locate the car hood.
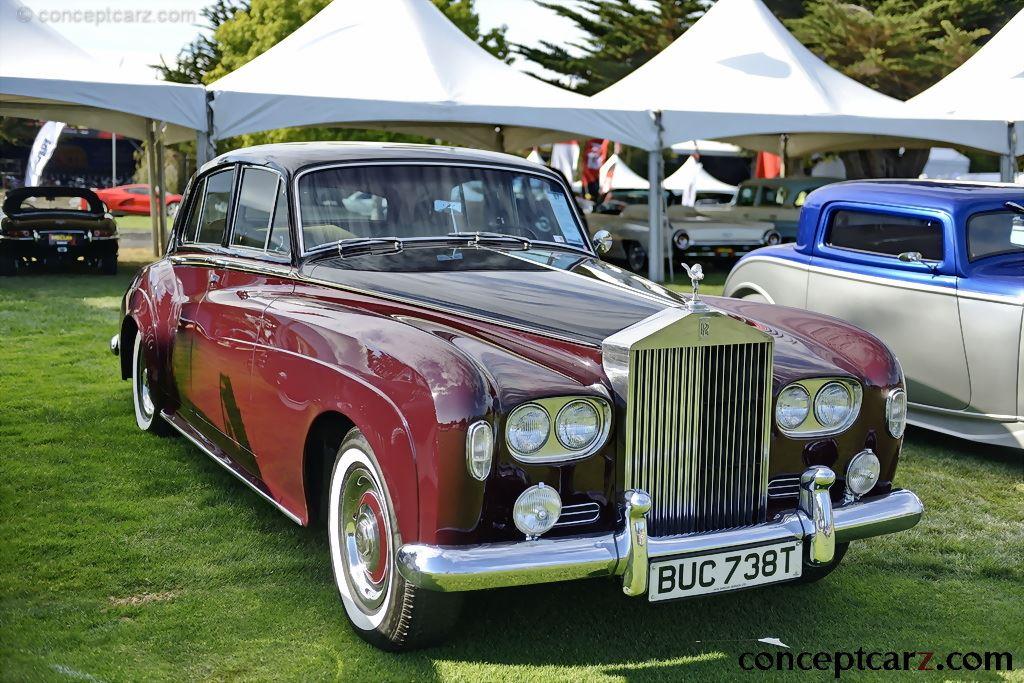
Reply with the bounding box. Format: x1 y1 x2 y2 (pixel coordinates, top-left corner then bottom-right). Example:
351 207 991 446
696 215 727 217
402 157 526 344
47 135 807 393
303 246 680 346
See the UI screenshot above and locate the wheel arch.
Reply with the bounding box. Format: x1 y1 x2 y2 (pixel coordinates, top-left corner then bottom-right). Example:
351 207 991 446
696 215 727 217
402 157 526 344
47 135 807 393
119 315 139 380
727 281 775 304
302 410 356 528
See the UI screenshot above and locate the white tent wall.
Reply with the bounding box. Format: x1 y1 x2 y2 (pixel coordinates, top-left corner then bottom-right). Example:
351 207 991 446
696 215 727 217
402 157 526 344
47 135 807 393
207 0 652 151
663 157 737 196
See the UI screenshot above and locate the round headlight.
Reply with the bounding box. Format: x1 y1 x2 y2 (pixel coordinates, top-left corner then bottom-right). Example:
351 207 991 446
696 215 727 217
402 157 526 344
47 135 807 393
776 384 810 431
814 382 854 429
763 230 781 245
506 404 549 455
886 388 907 438
846 449 880 497
555 400 601 451
513 483 561 538
465 421 493 481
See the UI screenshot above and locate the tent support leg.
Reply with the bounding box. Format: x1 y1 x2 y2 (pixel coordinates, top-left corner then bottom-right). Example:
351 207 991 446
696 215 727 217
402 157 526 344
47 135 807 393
155 124 168 255
1000 122 1017 182
779 134 789 178
647 111 665 283
146 119 161 258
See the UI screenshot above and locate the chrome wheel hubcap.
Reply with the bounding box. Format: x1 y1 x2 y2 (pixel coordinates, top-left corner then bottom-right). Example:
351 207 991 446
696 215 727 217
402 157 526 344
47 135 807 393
340 468 390 614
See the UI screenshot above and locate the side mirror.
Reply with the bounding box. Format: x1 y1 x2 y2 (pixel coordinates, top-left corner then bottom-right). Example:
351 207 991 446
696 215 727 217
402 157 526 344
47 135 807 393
592 229 613 255
897 251 923 263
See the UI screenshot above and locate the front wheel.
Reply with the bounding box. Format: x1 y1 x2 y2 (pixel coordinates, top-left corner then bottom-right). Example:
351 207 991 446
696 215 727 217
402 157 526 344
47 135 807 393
132 333 170 435
328 429 462 650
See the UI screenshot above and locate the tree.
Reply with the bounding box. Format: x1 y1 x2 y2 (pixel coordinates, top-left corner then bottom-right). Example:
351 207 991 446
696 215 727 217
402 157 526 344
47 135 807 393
515 0 709 95
155 0 249 84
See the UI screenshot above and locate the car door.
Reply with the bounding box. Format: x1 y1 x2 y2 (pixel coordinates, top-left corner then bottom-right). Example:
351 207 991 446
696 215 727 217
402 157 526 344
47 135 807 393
806 204 971 410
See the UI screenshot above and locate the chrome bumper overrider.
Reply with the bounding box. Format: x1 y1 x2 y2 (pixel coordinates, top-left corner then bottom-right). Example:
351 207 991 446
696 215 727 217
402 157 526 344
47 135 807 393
109 334 120 356
397 466 923 594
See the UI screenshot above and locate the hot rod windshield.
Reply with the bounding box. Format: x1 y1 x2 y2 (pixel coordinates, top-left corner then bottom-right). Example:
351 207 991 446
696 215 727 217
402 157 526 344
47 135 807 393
296 164 588 253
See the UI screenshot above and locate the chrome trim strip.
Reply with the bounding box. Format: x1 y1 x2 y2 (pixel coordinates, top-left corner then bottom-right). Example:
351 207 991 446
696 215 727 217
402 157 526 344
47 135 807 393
908 400 1023 423
396 485 924 593
736 255 1023 306
162 412 303 525
292 159 596 259
553 502 601 527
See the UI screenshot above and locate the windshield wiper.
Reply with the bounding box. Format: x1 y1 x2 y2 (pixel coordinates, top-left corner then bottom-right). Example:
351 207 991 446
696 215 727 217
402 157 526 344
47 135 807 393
447 231 531 250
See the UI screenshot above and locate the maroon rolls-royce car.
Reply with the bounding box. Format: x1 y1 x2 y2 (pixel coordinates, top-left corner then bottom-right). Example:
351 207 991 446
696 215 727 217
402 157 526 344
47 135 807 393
111 142 923 650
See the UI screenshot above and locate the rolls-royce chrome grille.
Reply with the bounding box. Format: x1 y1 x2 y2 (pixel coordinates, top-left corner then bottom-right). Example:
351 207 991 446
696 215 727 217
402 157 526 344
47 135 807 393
604 308 774 538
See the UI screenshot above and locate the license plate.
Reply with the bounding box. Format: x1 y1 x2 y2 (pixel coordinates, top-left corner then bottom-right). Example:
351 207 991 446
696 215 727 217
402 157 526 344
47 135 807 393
648 541 801 602
49 234 75 243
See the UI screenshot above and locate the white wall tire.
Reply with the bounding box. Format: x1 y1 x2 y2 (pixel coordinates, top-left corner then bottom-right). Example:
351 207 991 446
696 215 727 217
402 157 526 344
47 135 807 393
131 333 169 434
327 429 461 650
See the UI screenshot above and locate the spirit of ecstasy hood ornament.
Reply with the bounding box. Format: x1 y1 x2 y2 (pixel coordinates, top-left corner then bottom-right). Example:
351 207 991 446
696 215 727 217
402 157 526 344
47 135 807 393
681 263 710 311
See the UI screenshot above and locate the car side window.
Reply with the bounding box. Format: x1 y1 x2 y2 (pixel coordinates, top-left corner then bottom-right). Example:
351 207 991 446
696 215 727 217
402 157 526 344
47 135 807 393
179 177 206 243
826 209 943 261
231 167 279 250
194 169 234 245
267 180 291 256
736 185 756 206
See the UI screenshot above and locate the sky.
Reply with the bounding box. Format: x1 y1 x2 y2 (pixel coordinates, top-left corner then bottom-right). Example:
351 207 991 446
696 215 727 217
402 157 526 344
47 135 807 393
15 0 588 81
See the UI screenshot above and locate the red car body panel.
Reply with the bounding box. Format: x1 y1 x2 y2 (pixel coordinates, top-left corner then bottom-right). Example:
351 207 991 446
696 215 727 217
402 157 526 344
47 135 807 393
92 184 182 215
116 144 906 548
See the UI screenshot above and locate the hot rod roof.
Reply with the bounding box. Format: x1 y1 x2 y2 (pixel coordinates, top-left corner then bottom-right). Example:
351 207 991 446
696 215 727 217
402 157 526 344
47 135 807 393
804 179 1023 214
203 142 550 177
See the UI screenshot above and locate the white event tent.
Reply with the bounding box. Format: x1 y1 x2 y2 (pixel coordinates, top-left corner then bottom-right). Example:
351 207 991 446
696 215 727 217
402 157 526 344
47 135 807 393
599 153 650 192
663 157 737 198
207 0 650 151
908 9 1024 177
0 0 208 254
592 0 1009 281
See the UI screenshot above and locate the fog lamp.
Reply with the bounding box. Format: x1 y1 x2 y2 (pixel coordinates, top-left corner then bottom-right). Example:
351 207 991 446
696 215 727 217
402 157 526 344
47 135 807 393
513 483 561 539
845 449 880 497
465 421 493 481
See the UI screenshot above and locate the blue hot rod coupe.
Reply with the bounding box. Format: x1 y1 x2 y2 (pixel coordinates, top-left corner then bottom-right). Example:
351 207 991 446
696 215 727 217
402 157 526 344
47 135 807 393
724 180 1024 450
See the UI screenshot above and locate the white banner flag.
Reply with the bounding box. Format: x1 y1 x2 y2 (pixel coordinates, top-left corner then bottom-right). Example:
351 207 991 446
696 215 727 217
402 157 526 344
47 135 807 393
25 121 65 186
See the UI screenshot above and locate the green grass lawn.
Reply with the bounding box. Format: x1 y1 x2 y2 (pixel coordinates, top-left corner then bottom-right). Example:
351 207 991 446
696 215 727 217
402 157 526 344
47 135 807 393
1 258 1021 682
114 215 157 233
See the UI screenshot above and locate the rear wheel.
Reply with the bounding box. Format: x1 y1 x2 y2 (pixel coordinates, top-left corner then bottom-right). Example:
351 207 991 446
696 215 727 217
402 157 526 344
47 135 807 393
132 333 170 435
328 428 462 650
624 241 648 273
0 254 17 276
98 253 118 275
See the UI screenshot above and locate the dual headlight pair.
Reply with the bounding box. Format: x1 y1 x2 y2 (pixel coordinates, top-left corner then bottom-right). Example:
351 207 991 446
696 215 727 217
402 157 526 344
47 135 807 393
465 396 611 481
776 378 906 439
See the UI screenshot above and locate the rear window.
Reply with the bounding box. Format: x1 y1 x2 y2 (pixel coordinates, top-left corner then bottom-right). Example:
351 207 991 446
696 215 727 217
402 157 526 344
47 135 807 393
826 209 943 261
967 210 1024 261
192 169 233 245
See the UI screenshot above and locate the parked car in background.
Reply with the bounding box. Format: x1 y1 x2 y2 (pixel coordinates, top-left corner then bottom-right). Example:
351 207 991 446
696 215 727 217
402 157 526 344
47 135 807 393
113 142 922 650
700 177 840 240
91 183 183 217
1 186 118 275
724 180 1024 449
588 203 780 272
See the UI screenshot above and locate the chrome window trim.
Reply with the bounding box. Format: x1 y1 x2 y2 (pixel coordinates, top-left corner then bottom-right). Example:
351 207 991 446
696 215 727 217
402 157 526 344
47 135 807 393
291 159 595 258
736 255 1022 305
186 166 236 247
227 165 286 253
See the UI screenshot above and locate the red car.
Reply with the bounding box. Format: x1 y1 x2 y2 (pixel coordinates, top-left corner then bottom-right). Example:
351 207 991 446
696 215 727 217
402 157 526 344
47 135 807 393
111 143 922 650
91 183 182 217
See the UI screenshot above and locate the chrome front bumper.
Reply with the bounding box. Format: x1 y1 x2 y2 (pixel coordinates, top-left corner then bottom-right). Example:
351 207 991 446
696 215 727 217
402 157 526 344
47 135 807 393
397 466 923 595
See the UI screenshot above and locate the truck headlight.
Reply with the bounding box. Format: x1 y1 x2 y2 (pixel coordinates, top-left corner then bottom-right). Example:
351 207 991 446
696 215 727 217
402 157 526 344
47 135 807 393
814 381 855 429
555 400 601 450
846 449 880 497
513 483 561 539
506 404 549 455
776 384 810 430
886 388 907 438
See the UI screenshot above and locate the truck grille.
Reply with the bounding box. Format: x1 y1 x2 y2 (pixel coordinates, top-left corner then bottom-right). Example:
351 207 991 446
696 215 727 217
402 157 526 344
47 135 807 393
625 340 773 536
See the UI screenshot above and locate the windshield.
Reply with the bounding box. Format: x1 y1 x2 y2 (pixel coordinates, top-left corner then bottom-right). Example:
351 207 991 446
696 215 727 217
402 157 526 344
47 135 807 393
967 210 1024 261
297 164 587 252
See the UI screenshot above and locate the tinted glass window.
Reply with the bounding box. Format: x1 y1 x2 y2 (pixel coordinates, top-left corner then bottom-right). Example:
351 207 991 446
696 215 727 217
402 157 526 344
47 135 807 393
736 185 757 206
267 181 291 256
195 170 233 245
231 168 279 249
967 210 1024 261
298 165 586 251
180 177 205 243
762 186 787 206
827 209 943 260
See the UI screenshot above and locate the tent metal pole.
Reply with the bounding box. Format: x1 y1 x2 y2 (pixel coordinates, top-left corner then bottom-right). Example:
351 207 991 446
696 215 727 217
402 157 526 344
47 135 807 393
779 134 789 178
1000 122 1016 182
647 110 665 283
196 91 216 167
111 133 117 186
145 119 161 257
155 123 168 255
